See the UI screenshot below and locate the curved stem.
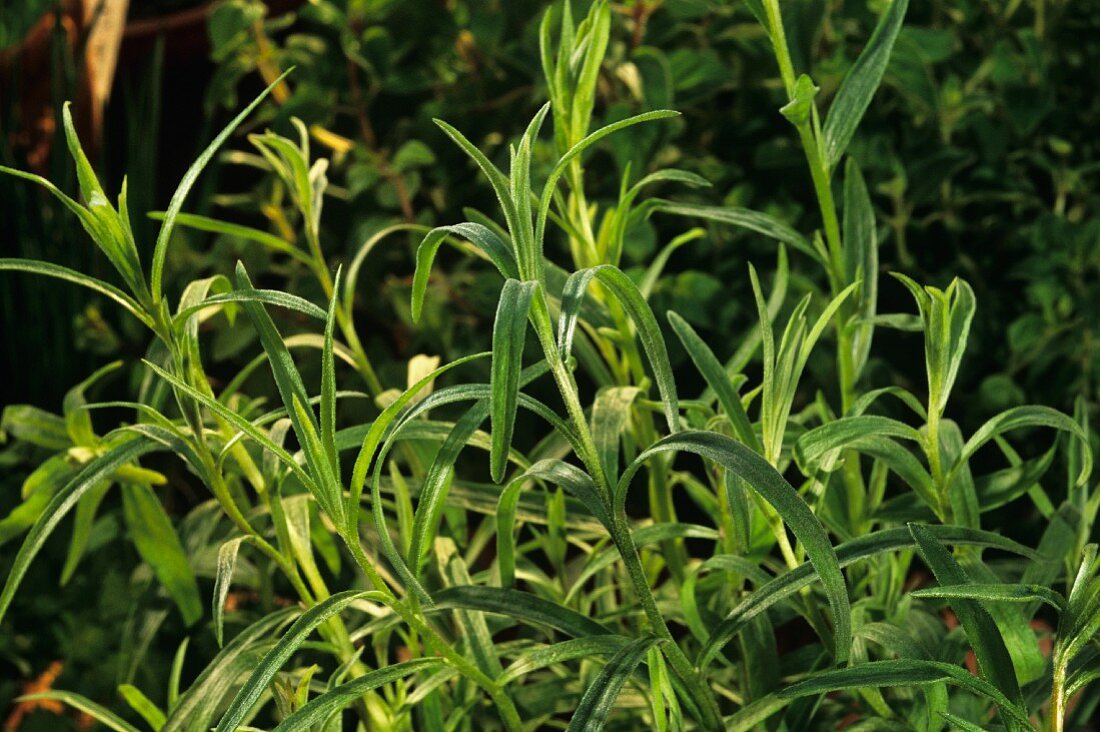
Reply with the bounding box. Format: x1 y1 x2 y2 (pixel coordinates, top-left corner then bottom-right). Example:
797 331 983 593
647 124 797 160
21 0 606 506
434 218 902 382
611 515 724 730
527 288 721 730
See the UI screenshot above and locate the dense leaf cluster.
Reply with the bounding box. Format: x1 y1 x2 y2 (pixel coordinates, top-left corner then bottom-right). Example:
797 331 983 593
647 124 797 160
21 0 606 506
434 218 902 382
1 1 1099 730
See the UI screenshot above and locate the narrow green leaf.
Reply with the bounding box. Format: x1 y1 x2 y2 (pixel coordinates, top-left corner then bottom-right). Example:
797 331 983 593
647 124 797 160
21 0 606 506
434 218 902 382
980 439 1057 517
559 265 679 432
629 169 711 196
122 482 203 626
497 459 610 587
723 694 791 732
0 165 142 300
699 525 1037 668
59 481 110 583
442 545 504 678
60 103 146 295
253 135 323 235
778 659 1031 727
850 386 928 419
908 523 1025 709
347 352 491 518
403 404 490 588
0 454 75 548
822 0 909 168
432 120 521 249
214 591 382 732
321 269 341 480
648 201 822 265
954 405 1092 488
779 74 819 126
371 368 562 595
0 404 70 450
118 683 167 731
17 691 142 732
61 102 106 205
162 608 299 732
510 104 551 277
147 211 309 264
681 555 772 643
167 637 188 711
639 229 705 299
291 395 346 526
536 111 680 253
0 436 159 626
213 537 253 647
1022 503 1079 613
498 636 630 685
141 360 314 489
842 158 878 378
151 70 292 303
234 263 313 418
941 420 980 528
0 258 151 326
284 495 329 595
566 635 661 732
796 415 923 469
939 711 993 732
668 311 759 451
490 280 537 482
411 223 519 322
63 361 122 446
273 659 447 731
911 583 1066 612
621 431 851 663
567 523 719 604
173 289 327 325
894 274 975 415
836 432 937 512
591 387 642 487
233 263 343 522
432 586 614 638
569 0 610 142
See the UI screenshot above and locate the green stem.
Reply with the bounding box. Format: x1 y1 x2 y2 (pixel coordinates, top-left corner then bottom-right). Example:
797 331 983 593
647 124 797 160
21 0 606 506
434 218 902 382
606 295 688 580
567 161 599 269
305 229 385 398
529 292 609 490
763 0 797 95
1049 655 1066 732
796 125 844 272
345 528 397 599
925 406 948 521
611 517 724 731
162 305 383 719
528 289 721 730
345 540 523 732
761 0 865 661
763 0 855 408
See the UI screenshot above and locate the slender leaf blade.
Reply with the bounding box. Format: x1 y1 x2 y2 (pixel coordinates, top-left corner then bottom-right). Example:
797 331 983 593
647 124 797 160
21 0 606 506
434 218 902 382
566 635 661 732
0 436 160 625
151 70 292 302
490 280 537 482
822 0 909 168
214 591 381 732
273 659 447 731
908 523 1025 708
622 431 851 663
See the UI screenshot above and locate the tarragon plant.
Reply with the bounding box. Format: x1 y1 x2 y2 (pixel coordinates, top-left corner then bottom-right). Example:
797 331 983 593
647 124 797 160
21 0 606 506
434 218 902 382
1 1 1098 730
